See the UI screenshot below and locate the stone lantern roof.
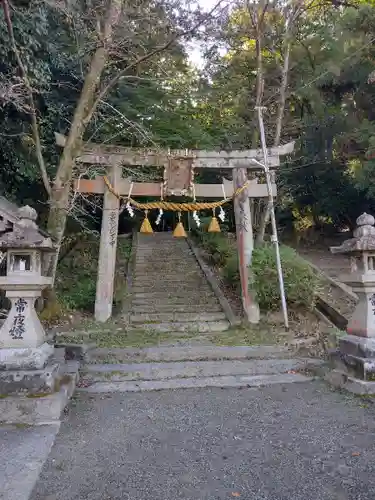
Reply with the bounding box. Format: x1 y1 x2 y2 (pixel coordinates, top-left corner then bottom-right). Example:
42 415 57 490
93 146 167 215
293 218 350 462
330 213 375 254
0 205 55 250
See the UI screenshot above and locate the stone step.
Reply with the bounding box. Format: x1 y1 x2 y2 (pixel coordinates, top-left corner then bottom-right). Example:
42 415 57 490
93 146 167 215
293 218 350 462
136 253 194 257
137 244 191 248
132 280 210 287
129 320 229 333
132 291 216 300
130 312 227 323
78 373 313 393
134 268 200 274
134 272 203 278
134 260 197 269
82 358 322 383
131 295 216 304
137 252 194 255
133 282 206 288
87 345 295 364
137 245 190 249
136 248 193 253
131 304 223 313
132 286 213 294
133 284 209 291
131 301 220 310
133 276 205 283
135 262 197 267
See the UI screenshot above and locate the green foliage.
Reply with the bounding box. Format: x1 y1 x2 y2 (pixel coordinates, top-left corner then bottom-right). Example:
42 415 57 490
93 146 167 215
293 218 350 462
193 230 232 267
3 0 375 237
55 235 132 312
199 2 375 230
251 244 321 311
55 238 100 311
194 232 321 311
222 252 239 286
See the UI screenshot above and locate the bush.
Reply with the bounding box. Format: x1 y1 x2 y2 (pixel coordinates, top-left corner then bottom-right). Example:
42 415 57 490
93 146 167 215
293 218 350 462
56 239 100 312
251 244 321 310
222 252 239 286
55 235 132 313
193 232 232 267
194 232 321 311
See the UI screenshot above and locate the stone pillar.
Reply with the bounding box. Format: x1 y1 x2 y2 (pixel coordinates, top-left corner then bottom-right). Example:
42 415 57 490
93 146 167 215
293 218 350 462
95 163 121 322
233 167 259 324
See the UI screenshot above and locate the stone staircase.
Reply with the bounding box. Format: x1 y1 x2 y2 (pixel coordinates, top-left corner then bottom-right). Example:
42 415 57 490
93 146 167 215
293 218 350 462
128 233 230 333
78 345 324 393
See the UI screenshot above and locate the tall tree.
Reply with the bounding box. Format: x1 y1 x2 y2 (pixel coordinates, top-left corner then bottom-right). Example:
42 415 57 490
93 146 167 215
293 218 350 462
1 0 224 282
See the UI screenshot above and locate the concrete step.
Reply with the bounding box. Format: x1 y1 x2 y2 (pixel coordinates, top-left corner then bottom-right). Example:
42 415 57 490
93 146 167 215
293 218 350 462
133 284 209 291
135 262 197 267
130 312 227 323
133 284 207 290
131 304 223 313
132 291 216 300
82 358 322 383
87 345 296 364
129 320 230 333
131 301 220 309
135 271 199 276
135 260 197 266
78 373 313 393
136 248 192 251
134 273 203 279
136 254 194 258
131 297 217 305
132 286 214 294
137 252 194 256
133 277 206 284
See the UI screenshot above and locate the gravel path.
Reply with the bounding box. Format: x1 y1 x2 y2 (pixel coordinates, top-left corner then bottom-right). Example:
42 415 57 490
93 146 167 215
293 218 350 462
31 382 375 500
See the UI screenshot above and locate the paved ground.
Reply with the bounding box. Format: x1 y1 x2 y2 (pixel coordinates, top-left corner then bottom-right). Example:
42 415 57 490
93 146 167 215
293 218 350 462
0 423 60 500
31 381 375 500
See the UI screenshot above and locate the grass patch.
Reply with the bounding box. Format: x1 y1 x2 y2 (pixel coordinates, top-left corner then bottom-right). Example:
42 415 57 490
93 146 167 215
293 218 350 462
212 326 280 346
56 325 197 348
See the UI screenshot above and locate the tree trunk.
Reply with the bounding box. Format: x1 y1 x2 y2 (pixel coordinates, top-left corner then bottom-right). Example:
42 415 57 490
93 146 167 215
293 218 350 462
252 24 264 149
255 199 269 246
46 0 122 284
256 23 291 247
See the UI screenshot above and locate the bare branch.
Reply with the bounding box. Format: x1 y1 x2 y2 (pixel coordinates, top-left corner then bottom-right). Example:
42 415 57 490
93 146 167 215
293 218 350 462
1 0 51 196
85 0 226 125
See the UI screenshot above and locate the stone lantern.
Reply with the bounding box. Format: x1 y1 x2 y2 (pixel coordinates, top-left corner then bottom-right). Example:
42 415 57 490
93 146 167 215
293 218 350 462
331 213 375 338
0 205 56 387
329 213 375 393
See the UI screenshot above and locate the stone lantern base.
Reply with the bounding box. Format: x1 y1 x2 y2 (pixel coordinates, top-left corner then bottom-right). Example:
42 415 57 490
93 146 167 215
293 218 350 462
327 335 375 395
0 344 80 424
0 342 61 396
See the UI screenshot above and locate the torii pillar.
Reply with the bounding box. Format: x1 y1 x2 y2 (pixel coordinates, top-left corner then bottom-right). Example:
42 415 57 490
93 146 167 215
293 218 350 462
95 164 121 322
233 167 260 323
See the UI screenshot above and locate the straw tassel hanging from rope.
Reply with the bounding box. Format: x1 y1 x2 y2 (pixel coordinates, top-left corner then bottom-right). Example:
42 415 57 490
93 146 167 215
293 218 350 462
208 208 221 233
173 212 187 238
140 209 153 234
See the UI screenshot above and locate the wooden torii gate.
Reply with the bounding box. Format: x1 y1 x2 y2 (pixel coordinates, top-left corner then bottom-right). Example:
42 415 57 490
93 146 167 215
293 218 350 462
56 133 294 323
